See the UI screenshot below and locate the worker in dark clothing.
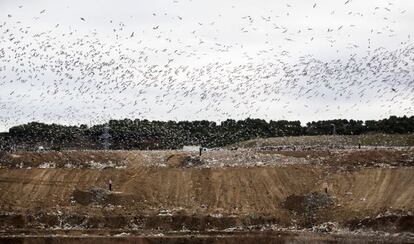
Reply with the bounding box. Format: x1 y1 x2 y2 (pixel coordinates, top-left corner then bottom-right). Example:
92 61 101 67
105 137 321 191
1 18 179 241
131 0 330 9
322 182 328 194
109 180 112 191
199 147 203 156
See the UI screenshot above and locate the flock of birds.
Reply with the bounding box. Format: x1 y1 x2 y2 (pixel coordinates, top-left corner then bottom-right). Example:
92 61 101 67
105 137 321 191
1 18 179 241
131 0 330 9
0 0 413 129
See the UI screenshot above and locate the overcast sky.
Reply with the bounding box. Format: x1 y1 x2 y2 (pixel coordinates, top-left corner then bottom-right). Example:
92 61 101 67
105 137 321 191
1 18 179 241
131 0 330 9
0 0 413 131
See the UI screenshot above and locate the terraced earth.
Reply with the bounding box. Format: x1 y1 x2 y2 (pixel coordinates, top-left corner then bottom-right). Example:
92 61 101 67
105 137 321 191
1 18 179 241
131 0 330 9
0 147 413 243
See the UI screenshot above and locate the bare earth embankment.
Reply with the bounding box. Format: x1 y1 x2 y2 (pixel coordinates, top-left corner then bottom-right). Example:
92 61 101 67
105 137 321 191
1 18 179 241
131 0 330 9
0 140 413 243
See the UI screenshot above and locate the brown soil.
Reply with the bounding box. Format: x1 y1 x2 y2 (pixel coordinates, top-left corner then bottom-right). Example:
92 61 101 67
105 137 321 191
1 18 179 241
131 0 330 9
165 153 202 168
326 149 414 167
283 192 334 227
259 148 414 169
347 213 414 233
71 187 134 206
259 150 332 158
0 150 128 168
0 149 413 240
1 232 412 244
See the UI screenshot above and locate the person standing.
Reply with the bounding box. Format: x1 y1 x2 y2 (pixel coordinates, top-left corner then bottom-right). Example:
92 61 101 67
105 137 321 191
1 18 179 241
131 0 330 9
322 182 328 194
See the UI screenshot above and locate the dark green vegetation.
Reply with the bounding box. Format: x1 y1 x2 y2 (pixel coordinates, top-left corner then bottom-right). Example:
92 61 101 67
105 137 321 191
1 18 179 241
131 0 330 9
0 115 413 150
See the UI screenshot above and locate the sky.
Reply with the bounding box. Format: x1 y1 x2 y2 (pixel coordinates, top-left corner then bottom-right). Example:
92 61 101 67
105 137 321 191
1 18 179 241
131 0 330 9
0 0 413 131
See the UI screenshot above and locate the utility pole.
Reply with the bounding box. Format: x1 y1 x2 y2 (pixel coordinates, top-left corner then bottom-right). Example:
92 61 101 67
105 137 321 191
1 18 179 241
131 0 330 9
330 124 336 135
330 124 336 149
101 123 111 150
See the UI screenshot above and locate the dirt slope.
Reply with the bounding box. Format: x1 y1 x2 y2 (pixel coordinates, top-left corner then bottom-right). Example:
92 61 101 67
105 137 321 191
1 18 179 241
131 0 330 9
0 150 413 236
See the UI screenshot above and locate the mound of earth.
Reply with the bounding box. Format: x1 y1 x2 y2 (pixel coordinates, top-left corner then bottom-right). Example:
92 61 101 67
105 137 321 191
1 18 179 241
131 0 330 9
283 192 334 227
71 187 133 206
347 211 414 233
165 153 202 168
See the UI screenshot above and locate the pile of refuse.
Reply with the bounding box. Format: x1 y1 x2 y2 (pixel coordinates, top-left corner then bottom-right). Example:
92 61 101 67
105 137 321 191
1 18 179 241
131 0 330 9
283 192 334 227
165 154 203 168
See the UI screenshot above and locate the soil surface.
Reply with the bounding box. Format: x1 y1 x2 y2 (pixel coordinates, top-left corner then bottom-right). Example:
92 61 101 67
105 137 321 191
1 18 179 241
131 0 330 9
0 148 413 243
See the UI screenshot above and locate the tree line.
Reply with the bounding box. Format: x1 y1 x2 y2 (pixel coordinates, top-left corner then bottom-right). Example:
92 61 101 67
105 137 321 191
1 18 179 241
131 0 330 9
0 115 413 150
